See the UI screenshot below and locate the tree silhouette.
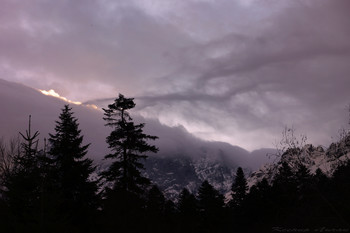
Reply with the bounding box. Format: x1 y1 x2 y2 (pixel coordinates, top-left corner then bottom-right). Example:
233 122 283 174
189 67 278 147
198 180 224 214
146 185 166 214
101 94 158 233
3 116 43 232
49 105 98 232
197 180 224 233
177 188 199 233
244 178 274 232
102 94 158 194
230 167 248 208
145 185 167 233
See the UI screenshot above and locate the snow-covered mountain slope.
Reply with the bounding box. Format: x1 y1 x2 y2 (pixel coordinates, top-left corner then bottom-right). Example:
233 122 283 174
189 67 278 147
247 134 350 188
144 153 237 200
141 136 275 200
97 141 274 200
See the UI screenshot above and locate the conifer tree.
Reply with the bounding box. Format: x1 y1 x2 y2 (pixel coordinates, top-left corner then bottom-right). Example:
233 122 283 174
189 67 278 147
295 164 312 193
197 180 224 233
177 188 198 216
177 188 199 233
3 116 43 232
48 105 98 231
197 180 224 214
101 94 158 233
102 94 158 194
17 115 40 172
273 161 296 189
145 185 167 233
146 185 166 214
271 162 298 224
230 167 248 207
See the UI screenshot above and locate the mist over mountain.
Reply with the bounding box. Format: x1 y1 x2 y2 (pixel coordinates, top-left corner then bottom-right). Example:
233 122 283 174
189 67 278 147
0 79 277 199
0 79 273 166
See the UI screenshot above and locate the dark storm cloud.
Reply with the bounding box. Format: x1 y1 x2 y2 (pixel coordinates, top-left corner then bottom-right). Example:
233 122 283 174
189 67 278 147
0 0 194 99
1 0 350 150
132 0 350 149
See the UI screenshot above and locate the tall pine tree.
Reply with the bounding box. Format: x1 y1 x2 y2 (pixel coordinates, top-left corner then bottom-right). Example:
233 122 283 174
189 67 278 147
102 94 158 194
197 180 224 214
230 167 248 208
49 105 98 232
197 180 224 233
177 188 199 233
101 94 158 233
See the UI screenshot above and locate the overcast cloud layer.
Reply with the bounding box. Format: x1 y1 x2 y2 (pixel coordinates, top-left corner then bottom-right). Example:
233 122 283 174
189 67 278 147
1 0 350 150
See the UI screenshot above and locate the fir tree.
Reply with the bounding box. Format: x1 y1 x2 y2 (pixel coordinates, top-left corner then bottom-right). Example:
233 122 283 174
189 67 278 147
271 162 298 225
102 94 158 194
177 188 199 233
197 180 224 214
3 116 43 232
295 164 312 194
146 185 166 214
197 180 224 233
17 115 40 172
230 167 248 208
273 161 296 189
145 185 167 233
177 188 198 216
48 105 98 232
101 94 158 233
243 178 274 232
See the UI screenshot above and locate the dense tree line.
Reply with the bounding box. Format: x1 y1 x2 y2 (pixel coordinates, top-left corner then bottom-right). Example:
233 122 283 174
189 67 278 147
1 94 350 233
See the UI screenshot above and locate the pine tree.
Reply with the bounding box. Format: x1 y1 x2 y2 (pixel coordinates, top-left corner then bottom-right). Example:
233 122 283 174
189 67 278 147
230 167 248 208
177 188 199 233
273 161 296 189
3 116 43 232
100 94 158 233
146 185 166 214
243 178 273 232
102 94 158 194
145 185 167 233
197 180 224 214
17 115 40 172
295 164 312 193
48 105 98 232
271 162 298 225
197 180 224 233
177 188 198 216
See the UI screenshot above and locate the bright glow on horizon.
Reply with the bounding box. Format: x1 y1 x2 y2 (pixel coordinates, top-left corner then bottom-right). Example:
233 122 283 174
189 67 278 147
39 89 82 105
39 89 100 110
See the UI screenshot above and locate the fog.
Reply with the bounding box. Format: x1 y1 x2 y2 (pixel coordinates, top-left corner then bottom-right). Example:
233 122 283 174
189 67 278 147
0 79 273 170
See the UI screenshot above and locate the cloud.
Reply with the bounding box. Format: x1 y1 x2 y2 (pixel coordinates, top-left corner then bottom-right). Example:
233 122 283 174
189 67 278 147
0 0 350 150
132 0 350 149
0 79 274 170
0 0 194 100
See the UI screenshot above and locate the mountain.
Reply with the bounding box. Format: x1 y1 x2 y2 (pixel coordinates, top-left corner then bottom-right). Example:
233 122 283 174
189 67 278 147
0 78 276 200
247 134 350 188
144 151 237 200
142 142 276 200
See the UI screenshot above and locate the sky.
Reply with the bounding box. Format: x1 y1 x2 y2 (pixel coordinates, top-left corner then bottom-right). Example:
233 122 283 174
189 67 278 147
1 0 350 151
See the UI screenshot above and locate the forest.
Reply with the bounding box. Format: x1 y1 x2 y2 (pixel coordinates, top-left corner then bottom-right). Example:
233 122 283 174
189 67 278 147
1 94 350 233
